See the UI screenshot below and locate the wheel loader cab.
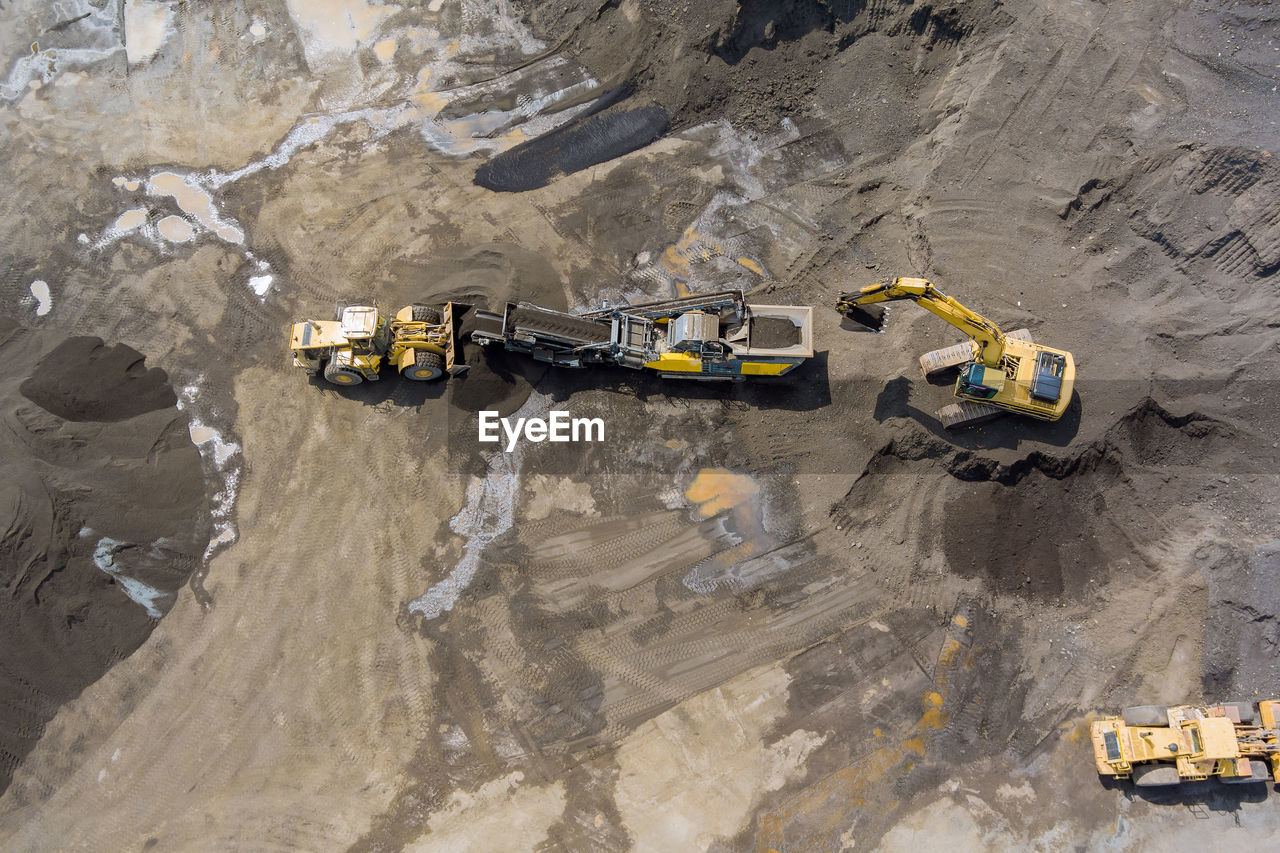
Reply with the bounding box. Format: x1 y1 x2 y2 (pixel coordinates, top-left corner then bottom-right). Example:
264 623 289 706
333 306 391 380
340 306 386 353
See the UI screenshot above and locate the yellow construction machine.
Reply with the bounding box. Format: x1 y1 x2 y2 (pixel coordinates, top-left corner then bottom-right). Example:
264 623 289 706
836 277 1075 428
290 290 814 387
472 290 813 380
288 302 467 386
1092 699 1279 787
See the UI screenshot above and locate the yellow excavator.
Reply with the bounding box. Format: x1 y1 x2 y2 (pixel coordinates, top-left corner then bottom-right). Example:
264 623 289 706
836 277 1075 428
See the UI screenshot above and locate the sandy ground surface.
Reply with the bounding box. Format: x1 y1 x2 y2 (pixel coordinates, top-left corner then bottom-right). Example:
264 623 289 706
1 0 1278 849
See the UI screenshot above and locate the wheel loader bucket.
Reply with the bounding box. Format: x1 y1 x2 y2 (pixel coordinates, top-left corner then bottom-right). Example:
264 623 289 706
444 301 471 376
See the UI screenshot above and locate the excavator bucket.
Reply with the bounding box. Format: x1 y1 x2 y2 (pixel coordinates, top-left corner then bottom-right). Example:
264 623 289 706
837 300 887 332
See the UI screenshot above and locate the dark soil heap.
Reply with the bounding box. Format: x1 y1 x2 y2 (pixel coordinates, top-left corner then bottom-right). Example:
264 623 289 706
833 399 1273 602
513 0 1007 133
0 320 209 795
749 315 802 348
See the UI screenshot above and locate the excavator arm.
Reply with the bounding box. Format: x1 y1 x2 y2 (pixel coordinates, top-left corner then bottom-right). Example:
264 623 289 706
837 277 1007 367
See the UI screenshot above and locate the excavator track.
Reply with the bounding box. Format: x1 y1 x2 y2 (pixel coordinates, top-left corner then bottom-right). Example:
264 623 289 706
938 401 1007 429
918 328 1032 377
919 341 975 377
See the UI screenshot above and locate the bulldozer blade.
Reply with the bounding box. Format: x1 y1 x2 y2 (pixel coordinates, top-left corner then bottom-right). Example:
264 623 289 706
839 304 887 332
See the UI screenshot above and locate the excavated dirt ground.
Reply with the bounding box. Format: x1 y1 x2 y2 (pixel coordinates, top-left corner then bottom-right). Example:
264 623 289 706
1 0 1278 850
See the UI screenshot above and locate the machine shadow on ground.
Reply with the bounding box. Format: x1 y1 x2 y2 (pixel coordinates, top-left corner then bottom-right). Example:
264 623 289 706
872 376 1083 448
1099 775 1274 811
498 348 833 412
837 318 886 335
305 372 450 407
302 348 832 416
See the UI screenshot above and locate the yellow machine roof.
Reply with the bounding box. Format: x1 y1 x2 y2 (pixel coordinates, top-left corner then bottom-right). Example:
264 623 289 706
289 320 344 350
340 306 378 338
1193 717 1242 760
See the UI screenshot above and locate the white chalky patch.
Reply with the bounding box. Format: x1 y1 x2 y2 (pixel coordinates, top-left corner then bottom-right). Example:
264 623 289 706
123 0 175 65
284 0 399 66
177 385 242 560
92 538 170 619
408 393 548 620
114 209 147 232
0 1 122 101
29 280 52 316
157 215 195 242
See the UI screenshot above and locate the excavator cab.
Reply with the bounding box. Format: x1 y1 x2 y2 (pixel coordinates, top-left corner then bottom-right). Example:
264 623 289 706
956 363 1005 400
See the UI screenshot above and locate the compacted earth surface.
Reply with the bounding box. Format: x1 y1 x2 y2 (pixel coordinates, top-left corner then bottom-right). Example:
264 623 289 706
1 1 1277 849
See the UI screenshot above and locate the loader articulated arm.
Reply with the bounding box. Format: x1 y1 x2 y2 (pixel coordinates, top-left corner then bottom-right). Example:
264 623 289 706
836 277 1008 367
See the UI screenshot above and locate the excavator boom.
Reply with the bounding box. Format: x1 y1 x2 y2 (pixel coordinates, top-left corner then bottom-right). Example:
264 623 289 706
837 277 1006 367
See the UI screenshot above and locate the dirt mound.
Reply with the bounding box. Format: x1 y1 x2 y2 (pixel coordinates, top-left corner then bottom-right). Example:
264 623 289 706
1062 144 1280 280
476 98 668 193
19 336 178 422
434 246 564 419
833 399 1250 600
0 320 209 796
516 0 1007 137
749 315 801 348
451 308 552 419
381 243 564 417
711 0 985 63
1196 541 1280 698
687 0 1008 131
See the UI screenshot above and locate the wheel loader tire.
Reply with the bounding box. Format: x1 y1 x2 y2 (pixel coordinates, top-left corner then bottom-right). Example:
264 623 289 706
1132 764 1181 787
323 363 364 386
402 351 445 381
1221 759 1271 785
411 304 442 324
1221 701 1259 725
1122 706 1169 727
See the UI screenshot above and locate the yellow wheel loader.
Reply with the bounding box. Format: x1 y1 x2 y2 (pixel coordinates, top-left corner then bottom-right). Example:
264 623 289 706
1092 699 1279 787
836 277 1075 428
288 302 467 386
